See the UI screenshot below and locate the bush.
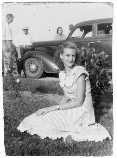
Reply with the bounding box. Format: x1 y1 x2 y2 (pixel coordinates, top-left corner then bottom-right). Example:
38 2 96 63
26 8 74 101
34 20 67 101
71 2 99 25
77 47 111 97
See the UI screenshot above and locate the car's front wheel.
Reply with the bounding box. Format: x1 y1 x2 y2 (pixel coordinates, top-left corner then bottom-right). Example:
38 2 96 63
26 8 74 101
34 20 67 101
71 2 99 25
24 57 44 78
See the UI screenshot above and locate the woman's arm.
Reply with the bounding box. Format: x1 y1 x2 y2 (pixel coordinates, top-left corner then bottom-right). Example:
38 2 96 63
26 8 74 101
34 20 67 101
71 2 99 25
59 95 71 104
36 75 86 116
59 74 86 110
36 95 71 116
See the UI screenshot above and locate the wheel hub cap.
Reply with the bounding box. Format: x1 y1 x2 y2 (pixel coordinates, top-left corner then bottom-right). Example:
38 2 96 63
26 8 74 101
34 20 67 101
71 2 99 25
29 64 37 72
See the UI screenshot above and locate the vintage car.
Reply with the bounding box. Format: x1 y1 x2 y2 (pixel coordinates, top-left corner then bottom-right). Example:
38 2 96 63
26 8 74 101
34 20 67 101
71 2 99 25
17 18 112 78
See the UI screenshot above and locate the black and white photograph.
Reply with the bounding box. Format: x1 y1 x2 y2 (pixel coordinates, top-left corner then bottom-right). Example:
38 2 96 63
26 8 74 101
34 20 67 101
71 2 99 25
1 1 114 156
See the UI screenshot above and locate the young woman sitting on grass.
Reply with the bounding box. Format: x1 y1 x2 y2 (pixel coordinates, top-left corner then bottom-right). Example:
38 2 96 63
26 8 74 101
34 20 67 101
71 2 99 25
17 41 111 142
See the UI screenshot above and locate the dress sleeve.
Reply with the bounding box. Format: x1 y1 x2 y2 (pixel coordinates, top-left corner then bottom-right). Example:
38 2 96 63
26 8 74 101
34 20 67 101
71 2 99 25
74 66 89 81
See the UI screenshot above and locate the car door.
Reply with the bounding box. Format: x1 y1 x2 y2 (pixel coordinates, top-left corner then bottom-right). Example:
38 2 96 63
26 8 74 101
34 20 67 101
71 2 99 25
93 22 112 54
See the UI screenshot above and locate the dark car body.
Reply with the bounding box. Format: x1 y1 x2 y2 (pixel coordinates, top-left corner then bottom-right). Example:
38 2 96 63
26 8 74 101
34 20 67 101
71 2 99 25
18 18 112 78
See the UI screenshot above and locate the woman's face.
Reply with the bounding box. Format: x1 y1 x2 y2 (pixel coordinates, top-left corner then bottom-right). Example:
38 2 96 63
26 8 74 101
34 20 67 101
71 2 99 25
58 28 63 35
6 15 14 24
60 48 76 68
23 29 29 35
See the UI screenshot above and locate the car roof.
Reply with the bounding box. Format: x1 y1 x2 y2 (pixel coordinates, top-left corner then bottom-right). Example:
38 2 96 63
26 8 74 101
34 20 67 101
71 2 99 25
74 18 113 27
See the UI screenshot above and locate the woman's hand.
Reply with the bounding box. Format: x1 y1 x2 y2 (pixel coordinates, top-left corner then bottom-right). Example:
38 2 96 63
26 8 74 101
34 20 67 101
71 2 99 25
36 106 59 116
59 96 71 104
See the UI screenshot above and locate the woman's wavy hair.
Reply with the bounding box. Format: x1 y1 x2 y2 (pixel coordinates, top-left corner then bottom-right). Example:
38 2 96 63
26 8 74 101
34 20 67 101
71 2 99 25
54 40 79 70
6 13 14 19
56 27 63 34
60 40 77 54
60 40 79 62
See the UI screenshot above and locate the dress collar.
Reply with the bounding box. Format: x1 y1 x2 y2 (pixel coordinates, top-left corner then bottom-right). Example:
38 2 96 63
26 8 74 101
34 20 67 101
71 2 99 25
64 65 78 77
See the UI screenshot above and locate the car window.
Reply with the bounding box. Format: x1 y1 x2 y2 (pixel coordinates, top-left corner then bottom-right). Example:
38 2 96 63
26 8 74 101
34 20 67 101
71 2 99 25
97 23 112 36
85 30 93 38
71 25 93 38
71 27 84 38
83 25 93 38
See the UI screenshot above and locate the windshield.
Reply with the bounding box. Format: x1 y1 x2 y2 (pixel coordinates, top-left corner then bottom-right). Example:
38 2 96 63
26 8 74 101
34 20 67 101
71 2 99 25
71 25 93 39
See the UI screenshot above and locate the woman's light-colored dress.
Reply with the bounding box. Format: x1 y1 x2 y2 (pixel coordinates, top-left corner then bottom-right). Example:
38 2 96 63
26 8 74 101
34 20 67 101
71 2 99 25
17 66 111 142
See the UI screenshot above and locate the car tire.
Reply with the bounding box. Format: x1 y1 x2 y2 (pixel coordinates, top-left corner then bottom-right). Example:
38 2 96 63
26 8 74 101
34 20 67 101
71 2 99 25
24 57 44 78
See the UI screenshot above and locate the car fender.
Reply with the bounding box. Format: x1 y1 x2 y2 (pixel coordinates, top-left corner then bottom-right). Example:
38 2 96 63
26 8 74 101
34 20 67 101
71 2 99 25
21 51 59 73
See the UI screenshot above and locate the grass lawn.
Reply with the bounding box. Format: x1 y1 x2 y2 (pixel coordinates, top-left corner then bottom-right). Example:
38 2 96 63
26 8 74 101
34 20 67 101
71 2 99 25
3 89 113 156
